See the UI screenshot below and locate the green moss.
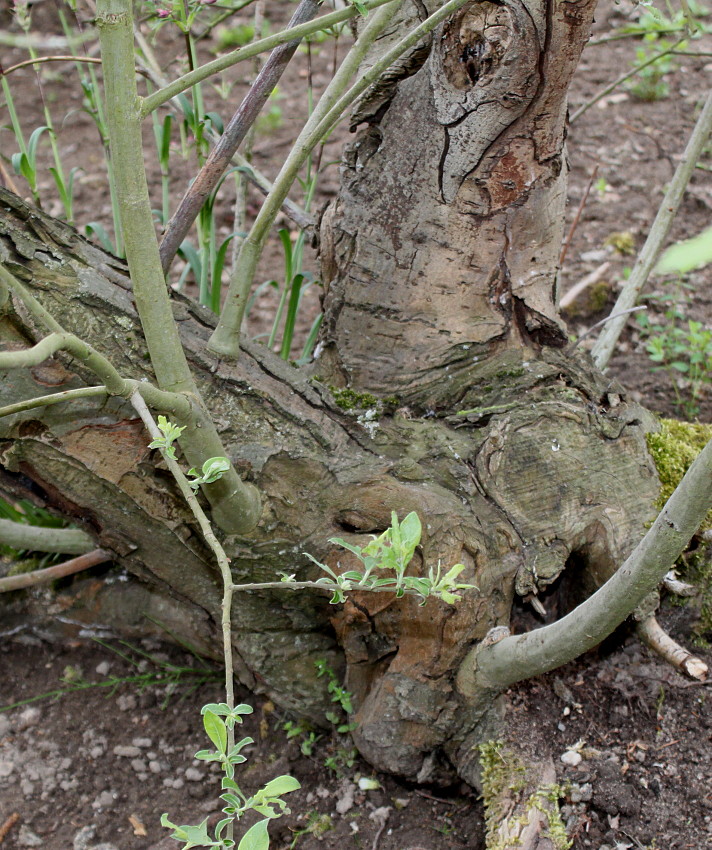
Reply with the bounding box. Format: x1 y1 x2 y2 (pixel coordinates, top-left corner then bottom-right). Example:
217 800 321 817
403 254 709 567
528 785 572 850
494 368 525 381
6 557 41 577
647 418 712 644
305 812 333 837
646 418 712 531
480 744 572 850
330 387 379 411
479 742 527 848
604 230 636 255
587 280 612 313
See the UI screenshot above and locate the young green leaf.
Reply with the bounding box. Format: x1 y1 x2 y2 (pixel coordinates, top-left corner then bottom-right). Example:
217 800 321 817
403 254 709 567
236 818 270 850
161 814 216 848
203 709 228 755
260 774 301 797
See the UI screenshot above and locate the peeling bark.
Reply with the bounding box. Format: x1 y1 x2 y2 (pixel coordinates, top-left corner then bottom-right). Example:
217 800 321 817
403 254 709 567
318 0 595 397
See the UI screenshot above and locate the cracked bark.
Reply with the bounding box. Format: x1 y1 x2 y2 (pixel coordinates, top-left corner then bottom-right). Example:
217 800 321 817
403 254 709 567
319 0 593 397
0 0 664 792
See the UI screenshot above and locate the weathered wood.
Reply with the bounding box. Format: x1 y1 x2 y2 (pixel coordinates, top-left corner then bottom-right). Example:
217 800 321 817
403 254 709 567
0 0 662 791
319 0 597 398
0 186 659 785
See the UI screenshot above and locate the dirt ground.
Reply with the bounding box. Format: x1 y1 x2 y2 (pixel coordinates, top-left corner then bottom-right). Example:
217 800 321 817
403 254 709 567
1 0 712 848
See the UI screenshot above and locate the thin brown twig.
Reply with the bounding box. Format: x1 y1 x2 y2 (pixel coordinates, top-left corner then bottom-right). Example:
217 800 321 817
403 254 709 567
1 55 101 76
159 0 322 273
0 548 111 593
0 160 21 195
0 813 20 845
559 165 598 267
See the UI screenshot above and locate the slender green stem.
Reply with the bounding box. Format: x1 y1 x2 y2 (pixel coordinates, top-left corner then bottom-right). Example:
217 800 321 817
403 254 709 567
210 0 473 358
129 391 237 753
229 580 443 596
25 41 72 221
591 85 712 370
0 387 108 419
96 0 260 533
1 75 41 204
2 55 101 76
140 0 395 118
1 261 191 416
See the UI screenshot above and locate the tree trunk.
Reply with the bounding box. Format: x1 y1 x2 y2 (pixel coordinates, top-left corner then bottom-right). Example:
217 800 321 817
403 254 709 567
0 0 662 788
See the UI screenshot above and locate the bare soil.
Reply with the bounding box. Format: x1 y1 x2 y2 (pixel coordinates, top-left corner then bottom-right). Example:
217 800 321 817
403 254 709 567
1 0 711 848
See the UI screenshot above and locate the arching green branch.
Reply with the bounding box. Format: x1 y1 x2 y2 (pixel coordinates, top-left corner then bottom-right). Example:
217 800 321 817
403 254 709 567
458 438 712 695
0 387 109 419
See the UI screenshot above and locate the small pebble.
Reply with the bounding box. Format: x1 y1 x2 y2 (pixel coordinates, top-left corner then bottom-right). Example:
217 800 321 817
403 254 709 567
561 750 582 767
17 707 41 730
17 825 43 847
116 694 137 711
131 759 147 773
185 767 204 782
92 791 115 810
95 661 111 677
132 737 152 749
113 745 142 758
0 760 15 778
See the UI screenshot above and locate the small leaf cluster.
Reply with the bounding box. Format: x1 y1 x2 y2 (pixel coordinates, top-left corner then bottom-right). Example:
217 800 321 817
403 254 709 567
162 703 300 849
315 659 356 734
148 417 230 488
187 457 231 490
637 306 712 419
148 415 186 460
305 511 475 605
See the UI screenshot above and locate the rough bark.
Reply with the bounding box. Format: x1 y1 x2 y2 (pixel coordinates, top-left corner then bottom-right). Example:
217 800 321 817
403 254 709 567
0 185 659 786
318 0 596 397
0 0 669 797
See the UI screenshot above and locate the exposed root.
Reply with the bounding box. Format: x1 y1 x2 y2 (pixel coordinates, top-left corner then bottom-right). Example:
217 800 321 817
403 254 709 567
480 743 571 850
636 615 708 681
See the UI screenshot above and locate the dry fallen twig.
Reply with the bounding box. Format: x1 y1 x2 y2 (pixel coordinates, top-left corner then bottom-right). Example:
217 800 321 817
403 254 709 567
0 813 20 845
636 615 708 681
0 548 111 593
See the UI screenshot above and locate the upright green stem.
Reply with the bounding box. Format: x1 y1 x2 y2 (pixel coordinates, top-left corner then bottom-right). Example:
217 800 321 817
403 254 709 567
592 86 712 370
208 0 403 358
95 0 260 533
25 41 72 221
